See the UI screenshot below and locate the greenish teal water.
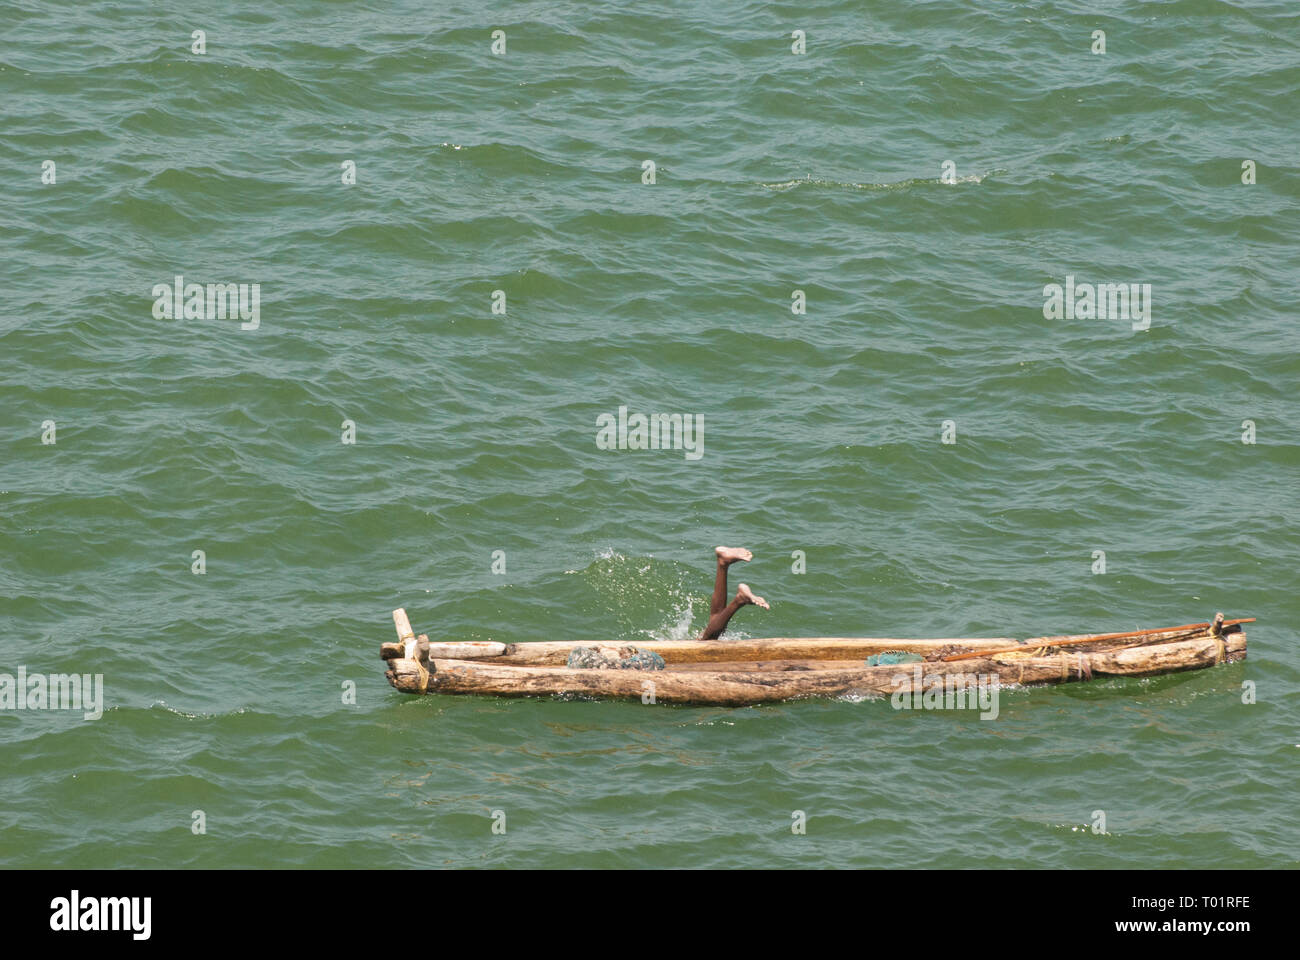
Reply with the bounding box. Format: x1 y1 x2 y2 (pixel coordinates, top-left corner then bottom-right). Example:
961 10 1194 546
2 0 1298 868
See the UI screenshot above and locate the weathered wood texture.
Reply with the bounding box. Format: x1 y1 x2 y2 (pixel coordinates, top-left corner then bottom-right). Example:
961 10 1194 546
945 617 1253 661
382 629 1246 706
381 640 507 661
496 637 1019 665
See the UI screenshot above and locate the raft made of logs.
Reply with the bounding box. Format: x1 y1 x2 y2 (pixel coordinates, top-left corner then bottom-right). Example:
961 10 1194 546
380 609 1251 707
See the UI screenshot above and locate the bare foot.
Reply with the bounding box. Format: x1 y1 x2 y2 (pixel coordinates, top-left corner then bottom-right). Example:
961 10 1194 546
736 583 769 610
715 546 753 565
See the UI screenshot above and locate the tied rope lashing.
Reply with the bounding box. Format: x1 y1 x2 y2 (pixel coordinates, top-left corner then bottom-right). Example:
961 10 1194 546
1059 653 1092 681
1209 611 1227 664
413 657 430 693
404 633 431 694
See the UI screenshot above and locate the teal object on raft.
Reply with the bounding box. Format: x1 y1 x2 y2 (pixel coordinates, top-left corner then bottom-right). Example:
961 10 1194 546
866 650 925 666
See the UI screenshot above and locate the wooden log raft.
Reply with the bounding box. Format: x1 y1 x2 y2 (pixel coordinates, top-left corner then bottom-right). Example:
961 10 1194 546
380 608 1250 707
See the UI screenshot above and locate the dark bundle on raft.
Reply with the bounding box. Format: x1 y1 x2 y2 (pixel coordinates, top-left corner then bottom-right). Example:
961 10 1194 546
565 645 666 670
379 609 1251 707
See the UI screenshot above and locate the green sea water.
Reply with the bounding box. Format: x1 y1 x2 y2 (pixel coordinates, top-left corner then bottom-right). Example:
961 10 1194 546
2 0 1298 868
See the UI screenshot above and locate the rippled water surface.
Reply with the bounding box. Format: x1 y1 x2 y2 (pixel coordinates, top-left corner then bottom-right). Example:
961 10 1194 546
2 0 1298 868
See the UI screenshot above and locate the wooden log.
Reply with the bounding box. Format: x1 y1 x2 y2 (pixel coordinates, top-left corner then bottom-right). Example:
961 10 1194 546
393 608 417 658
666 659 884 673
930 631 1246 685
494 636 1020 666
382 639 510 660
393 608 415 642
944 617 1254 662
391 656 1011 704
1087 631 1245 677
383 630 1245 705
384 636 1016 666
1021 616 1251 646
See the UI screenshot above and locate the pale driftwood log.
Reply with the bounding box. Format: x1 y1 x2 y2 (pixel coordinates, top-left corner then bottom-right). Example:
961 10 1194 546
393 609 417 658
381 633 1019 665
381 640 507 660
948 617 1252 661
382 630 1246 706
430 641 504 659
666 659 887 673
492 636 1020 666
1088 631 1244 677
965 626 1219 661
